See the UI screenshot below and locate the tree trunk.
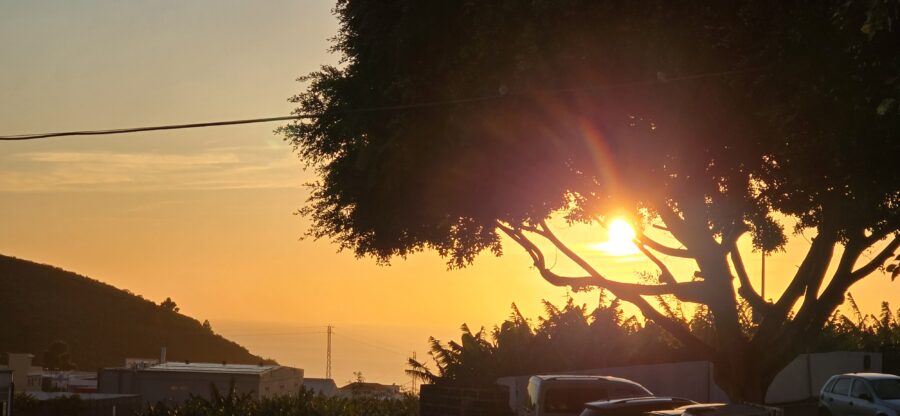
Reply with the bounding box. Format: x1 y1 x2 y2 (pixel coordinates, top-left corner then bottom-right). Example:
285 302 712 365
711 346 787 404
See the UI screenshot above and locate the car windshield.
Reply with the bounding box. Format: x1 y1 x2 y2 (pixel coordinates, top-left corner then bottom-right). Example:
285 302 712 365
871 379 900 400
607 384 651 399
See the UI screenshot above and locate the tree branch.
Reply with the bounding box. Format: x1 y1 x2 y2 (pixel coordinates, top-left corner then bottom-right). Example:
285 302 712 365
635 242 677 284
497 221 705 300
728 243 770 313
753 224 837 343
533 220 714 355
496 219 714 356
635 233 693 258
850 234 900 280
785 233 898 347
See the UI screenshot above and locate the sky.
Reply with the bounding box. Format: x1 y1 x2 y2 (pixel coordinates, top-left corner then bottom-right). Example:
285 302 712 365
1 1 896 387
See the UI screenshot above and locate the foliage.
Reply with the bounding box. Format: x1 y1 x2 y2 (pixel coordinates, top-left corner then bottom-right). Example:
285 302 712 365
13 393 85 416
0 254 275 370
41 340 77 371
283 0 900 401
138 386 418 416
412 295 900 387
161 297 180 313
407 294 700 386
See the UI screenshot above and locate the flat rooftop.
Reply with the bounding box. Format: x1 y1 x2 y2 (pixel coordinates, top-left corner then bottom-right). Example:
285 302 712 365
144 362 278 375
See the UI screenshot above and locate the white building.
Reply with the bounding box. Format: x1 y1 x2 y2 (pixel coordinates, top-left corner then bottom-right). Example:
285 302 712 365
1 353 42 394
99 361 304 404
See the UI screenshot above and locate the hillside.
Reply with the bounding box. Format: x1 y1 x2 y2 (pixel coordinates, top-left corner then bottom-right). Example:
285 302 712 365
0 254 274 370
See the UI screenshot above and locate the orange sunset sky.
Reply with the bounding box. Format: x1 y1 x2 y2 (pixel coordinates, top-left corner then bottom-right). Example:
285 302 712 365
1 1 896 386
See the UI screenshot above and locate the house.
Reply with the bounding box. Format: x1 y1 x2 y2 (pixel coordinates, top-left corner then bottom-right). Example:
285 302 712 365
303 378 338 396
43 370 98 393
1 353 42 393
98 361 304 404
338 381 404 400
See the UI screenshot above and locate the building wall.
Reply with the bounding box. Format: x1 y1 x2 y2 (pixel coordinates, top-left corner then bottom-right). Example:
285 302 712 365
259 366 303 398
99 369 261 404
766 351 882 403
135 371 262 404
1 370 12 416
303 378 338 397
7 354 41 393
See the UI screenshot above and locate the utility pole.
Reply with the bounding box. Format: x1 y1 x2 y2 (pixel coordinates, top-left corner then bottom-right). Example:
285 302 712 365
326 325 333 380
411 351 417 395
761 251 766 300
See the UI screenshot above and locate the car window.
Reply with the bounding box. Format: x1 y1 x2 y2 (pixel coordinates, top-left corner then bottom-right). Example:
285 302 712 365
871 379 900 400
822 378 837 393
545 387 608 413
851 380 872 399
832 378 851 396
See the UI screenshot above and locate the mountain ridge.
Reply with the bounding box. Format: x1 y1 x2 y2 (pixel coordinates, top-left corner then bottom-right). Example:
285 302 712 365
0 254 274 370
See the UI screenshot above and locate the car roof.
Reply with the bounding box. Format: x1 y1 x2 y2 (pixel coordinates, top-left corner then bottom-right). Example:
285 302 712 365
835 373 900 381
530 375 644 384
585 396 694 410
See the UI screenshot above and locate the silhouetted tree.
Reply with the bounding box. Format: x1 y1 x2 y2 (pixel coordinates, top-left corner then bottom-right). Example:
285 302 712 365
42 340 76 371
160 297 179 313
202 320 213 332
285 0 900 401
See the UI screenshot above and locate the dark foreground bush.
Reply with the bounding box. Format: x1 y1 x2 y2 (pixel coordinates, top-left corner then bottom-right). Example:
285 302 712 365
138 387 418 416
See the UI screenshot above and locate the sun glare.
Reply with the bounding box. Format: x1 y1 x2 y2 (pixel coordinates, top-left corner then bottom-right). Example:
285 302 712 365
591 219 640 256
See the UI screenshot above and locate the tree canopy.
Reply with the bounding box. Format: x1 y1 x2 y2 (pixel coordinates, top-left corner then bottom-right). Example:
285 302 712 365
283 0 900 401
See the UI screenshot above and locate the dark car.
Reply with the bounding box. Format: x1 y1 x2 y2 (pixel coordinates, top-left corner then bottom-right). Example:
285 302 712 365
648 403 780 416
580 396 697 416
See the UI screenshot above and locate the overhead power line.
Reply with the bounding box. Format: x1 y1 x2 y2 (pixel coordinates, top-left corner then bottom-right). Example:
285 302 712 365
0 66 769 142
0 95 502 141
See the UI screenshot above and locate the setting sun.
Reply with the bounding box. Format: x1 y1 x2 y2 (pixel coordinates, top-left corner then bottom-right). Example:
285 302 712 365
591 219 640 256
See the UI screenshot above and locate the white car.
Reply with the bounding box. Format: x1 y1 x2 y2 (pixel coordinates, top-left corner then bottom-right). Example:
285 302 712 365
525 375 653 416
819 373 900 416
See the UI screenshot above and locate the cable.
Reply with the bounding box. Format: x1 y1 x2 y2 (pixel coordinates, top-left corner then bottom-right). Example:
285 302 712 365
331 331 407 356
224 331 326 337
0 66 769 141
0 95 502 141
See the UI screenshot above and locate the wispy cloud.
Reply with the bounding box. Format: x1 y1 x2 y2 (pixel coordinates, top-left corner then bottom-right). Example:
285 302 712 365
24 151 241 165
0 147 305 192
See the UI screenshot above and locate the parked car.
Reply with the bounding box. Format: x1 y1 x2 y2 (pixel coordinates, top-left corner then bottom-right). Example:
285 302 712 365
526 375 653 416
648 403 781 416
819 373 900 416
580 396 696 416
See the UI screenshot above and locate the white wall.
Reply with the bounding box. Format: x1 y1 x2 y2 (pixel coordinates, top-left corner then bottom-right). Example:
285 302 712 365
497 351 883 415
766 351 882 403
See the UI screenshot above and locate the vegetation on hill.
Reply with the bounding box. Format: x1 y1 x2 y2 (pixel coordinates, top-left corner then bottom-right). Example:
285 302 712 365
408 293 900 386
0 254 273 370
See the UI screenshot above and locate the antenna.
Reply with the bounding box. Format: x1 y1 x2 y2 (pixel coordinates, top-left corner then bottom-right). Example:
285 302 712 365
326 325 333 380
